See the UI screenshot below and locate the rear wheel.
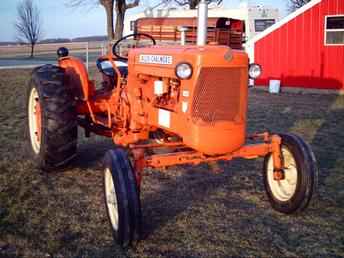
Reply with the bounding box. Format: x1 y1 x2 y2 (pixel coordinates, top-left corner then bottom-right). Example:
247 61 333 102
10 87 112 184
103 149 141 248
28 86 42 154
263 133 318 214
26 65 78 171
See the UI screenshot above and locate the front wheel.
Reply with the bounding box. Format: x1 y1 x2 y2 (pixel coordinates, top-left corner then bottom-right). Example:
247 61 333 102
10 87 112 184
103 149 141 248
263 133 318 214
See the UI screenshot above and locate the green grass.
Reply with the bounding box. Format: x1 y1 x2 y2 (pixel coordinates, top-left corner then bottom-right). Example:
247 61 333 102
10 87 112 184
0 68 343 258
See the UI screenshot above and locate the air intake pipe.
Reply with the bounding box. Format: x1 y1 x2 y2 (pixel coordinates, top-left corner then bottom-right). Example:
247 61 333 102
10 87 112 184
197 0 208 46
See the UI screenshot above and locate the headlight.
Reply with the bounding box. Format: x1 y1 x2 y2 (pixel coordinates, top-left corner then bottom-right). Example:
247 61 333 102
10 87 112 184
175 63 193 79
249 63 262 79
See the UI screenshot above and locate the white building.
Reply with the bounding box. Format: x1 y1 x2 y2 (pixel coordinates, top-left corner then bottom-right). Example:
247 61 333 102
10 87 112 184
124 3 280 41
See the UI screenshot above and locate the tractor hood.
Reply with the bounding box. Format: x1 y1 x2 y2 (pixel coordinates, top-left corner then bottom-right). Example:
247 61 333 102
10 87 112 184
129 45 248 79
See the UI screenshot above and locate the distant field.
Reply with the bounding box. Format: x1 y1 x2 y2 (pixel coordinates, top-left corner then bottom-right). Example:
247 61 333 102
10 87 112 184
0 40 160 67
0 69 343 257
0 42 106 67
0 42 105 58
0 39 179 58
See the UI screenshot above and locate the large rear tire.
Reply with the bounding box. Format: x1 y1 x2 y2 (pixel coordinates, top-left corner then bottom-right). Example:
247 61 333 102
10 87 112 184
26 65 78 171
263 133 318 214
103 149 141 248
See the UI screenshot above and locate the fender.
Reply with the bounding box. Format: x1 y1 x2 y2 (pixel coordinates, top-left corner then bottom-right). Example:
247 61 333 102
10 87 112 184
59 56 95 100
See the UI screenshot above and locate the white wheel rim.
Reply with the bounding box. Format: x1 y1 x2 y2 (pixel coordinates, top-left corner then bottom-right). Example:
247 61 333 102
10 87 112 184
105 168 119 231
267 147 298 202
28 87 41 154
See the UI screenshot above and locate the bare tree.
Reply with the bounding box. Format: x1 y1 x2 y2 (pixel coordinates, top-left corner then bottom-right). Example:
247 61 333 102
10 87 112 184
287 0 311 12
69 0 139 41
114 0 139 40
15 0 42 58
173 0 222 10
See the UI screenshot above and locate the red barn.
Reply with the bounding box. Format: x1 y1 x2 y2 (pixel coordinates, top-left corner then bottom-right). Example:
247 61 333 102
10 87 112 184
249 0 344 94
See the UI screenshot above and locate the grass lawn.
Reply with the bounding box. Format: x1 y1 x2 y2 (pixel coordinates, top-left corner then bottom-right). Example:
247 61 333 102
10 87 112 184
0 68 343 258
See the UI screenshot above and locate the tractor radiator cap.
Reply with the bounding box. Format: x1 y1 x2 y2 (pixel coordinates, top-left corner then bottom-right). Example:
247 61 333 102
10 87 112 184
57 47 69 58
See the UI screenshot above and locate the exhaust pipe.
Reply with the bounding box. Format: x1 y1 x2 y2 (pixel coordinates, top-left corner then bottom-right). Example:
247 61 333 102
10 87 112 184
197 0 208 46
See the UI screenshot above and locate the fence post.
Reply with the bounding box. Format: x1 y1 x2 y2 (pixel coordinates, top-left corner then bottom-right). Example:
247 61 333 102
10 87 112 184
86 42 89 71
101 42 106 55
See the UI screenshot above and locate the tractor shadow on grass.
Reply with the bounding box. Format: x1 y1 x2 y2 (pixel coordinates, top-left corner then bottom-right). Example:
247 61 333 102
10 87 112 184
72 137 115 170
67 136 267 255
139 159 264 237
66 135 270 256
135 158 321 257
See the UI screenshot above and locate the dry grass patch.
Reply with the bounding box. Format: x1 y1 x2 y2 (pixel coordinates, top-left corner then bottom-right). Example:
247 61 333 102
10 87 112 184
0 68 343 257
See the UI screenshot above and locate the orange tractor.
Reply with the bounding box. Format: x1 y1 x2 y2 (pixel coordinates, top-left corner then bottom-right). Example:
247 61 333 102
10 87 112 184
26 0 318 248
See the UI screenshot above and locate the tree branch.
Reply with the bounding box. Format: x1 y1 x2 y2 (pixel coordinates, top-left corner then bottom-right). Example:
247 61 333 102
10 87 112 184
172 0 223 9
287 0 311 12
126 0 139 9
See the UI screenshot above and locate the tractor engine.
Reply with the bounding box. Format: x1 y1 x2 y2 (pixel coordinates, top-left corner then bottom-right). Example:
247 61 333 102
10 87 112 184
127 45 249 155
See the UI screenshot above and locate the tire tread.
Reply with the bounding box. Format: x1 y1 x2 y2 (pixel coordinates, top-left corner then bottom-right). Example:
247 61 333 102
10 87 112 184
103 149 142 248
263 133 318 214
26 64 78 171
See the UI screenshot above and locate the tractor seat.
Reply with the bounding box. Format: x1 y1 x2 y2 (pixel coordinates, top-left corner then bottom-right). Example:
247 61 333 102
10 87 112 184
96 59 128 78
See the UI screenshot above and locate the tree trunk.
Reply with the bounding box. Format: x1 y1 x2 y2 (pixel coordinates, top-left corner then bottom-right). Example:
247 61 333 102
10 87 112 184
114 0 126 41
114 12 125 40
102 1 115 40
30 43 34 58
189 0 199 9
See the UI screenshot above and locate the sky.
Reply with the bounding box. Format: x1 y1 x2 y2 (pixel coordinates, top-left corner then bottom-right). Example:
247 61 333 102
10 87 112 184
0 0 288 42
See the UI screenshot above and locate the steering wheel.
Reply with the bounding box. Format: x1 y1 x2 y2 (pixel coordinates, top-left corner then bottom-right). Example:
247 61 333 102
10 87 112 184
112 33 156 61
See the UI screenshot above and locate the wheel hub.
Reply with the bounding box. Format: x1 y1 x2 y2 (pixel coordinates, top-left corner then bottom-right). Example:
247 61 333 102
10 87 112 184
267 147 298 202
28 87 42 154
34 99 42 143
105 168 119 231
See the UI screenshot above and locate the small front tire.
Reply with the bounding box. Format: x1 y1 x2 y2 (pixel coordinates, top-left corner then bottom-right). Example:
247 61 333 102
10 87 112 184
103 149 141 248
263 133 318 214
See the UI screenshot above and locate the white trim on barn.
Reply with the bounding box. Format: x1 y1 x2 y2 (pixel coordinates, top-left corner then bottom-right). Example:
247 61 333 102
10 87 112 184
324 14 344 46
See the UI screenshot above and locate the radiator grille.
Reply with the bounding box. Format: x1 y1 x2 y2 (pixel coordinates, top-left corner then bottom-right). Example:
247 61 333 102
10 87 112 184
191 67 242 125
